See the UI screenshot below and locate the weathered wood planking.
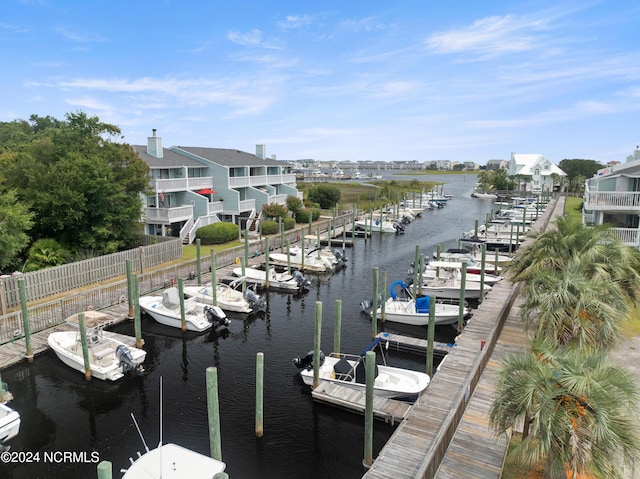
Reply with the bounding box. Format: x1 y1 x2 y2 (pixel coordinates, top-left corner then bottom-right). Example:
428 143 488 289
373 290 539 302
362 197 563 479
311 382 411 425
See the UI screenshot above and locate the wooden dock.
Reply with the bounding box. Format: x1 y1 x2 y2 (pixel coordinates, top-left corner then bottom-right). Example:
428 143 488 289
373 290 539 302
311 382 412 426
0 304 137 370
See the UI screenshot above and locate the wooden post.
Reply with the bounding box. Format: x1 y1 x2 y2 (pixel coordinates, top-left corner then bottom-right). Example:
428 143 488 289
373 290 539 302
78 312 92 381
369 209 373 237
280 218 284 253
264 237 270 289
178 278 187 332
509 223 514 254
457 263 467 334
427 296 436 377
301 234 305 271
313 301 322 389
363 350 375 468
328 219 332 250
381 270 387 322
308 211 313 234
371 267 379 338
480 244 487 302
196 238 202 285
474 219 478 237
494 249 499 275
255 352 264 438
413 245 420 298
240 257 247 293
133 275 142 349
126 259 134 319
206 367 223 461
244 229 249 267
210 250 218 306
138 246 145 274
418 255 424 296
286 240 291 274
18 278 33 362
342 218 347 252
96 461 113 479
316 229 321 260
334 299 342 354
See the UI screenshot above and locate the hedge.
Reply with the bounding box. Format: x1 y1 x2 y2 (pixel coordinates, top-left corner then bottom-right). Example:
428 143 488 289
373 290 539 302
195 222 239 244
295 209 320 224
260 220 279 235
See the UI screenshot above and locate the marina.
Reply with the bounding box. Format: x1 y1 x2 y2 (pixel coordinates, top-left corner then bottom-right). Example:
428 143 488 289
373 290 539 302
0 174 553 478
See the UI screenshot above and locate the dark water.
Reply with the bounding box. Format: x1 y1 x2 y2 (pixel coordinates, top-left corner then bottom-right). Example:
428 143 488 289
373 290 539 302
0 174 496 479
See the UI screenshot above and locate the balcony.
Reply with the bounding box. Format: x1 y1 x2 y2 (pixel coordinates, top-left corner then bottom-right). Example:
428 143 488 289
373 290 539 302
271 194 288 205
239 199 256 212
610 228 640 248
144 205 193 224
152 177 213 192
227 173 296 188
583 191 640 211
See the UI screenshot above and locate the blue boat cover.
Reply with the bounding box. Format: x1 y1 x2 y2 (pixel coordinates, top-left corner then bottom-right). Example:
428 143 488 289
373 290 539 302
415 296 430 313
389 280 407 299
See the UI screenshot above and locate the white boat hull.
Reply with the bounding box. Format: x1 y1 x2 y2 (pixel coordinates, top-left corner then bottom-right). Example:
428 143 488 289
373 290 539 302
269 252 333 272
0 403 20 443
139 295 215 332
297 353 429 400
376 298 466 326
232 267 301 291
183 284 253 314
123 443 226 479
354 220 398 233
47 331 146 381
419 280 489 300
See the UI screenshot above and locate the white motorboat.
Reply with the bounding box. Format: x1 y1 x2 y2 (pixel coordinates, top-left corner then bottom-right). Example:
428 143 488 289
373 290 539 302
362 280 468 326
354 218 404 234
47 329 146 381
434 247 513 267
139 287 230 332
269 247 335 273
296 244 348 267
122 378 226 479
232 266 310 292
419 260 503 285
183 282 265 314
419 277 490 300
292 337 430 400
0 402 20 445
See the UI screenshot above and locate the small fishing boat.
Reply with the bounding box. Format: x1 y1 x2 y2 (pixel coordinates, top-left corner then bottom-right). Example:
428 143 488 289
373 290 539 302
139 287 230 332
232 266 310 292
0 402 20 445
354 218 405 234
419 260 503 285
183 282 265 314
269 247 336 273
47 329 146 381
361 280 469 326
292 337 430 400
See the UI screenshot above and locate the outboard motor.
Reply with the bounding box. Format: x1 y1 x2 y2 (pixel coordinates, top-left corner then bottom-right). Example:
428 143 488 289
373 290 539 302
244 288 266 312
359 294 383 314
292 350 325 371
332 249 348 263
204 305 230 330
115 344 145 376
292 271 311 289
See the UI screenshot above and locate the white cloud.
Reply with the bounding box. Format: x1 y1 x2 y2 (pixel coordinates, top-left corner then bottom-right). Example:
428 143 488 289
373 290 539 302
228 29 263 46
278 15 313 30
55 27 107 43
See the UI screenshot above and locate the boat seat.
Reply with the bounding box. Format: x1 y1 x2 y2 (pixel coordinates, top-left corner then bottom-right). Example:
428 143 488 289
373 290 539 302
90 342 113 362
355 359 378 384
333 357 354 381
374 373 390 387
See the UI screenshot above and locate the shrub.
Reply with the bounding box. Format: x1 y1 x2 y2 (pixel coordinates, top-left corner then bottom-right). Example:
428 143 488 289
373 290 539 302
196 222 239 244
262 203 288 220
295 209 320 224
283 217 295 230
260 220 279 235
307 185 341 209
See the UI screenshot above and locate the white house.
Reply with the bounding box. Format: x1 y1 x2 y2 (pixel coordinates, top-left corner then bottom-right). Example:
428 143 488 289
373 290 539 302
583 147 640 249
508 153 567 193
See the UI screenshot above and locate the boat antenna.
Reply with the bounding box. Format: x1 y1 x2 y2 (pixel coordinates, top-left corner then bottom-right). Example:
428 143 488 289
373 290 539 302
130 412 150 453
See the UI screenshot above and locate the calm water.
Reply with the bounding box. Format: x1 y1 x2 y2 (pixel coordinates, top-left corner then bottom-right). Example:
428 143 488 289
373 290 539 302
0 174 497 479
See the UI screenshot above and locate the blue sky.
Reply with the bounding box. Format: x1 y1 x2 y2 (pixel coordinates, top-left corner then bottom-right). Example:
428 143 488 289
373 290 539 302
2 1 639 165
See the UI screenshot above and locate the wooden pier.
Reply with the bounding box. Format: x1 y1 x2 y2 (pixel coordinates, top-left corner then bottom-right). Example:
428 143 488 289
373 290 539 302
311 382 411 425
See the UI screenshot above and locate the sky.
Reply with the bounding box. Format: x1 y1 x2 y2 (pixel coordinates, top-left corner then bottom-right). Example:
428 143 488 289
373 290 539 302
1 1 640 165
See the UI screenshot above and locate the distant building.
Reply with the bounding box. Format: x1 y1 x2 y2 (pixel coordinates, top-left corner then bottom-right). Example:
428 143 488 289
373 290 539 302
486 159 508 170
508 153 567 193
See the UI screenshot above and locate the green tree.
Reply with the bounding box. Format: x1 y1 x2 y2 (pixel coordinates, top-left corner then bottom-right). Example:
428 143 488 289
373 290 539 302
490 342 640 479
262 203 288 220
0 189 34 272
0 112 150 256
307 184 341 209
558 159 603 185
285 195 303 219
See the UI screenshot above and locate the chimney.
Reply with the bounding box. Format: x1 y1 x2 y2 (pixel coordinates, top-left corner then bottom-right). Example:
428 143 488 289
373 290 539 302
256 144 266 160
147 129 163 158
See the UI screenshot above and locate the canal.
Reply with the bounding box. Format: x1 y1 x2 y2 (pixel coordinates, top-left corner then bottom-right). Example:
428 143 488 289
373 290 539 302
0 174 497 479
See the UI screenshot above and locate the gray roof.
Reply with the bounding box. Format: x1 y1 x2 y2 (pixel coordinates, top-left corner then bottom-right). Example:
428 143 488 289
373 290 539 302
173 146 283 167
131 145 205 168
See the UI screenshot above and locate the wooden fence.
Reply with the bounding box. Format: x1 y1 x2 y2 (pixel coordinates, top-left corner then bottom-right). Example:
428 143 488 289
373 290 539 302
0 214 354 345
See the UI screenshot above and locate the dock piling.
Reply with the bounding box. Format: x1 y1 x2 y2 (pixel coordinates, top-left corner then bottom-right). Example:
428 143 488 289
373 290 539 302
255 352 264 438
206 366 223 461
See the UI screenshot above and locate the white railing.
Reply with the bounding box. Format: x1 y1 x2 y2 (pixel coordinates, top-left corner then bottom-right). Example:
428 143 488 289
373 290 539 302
179 217 194 242
184 215 221 244
239 199 256 211
249 175 268 186
208 201 224 214
229 177 250 188
144 205 193 223
583 191 640 210
271 194 288 205
152 177 213 192
610 228 640 248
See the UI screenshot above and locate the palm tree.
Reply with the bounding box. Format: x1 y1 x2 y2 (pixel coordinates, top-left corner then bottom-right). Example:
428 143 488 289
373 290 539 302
519 257 630 349
490 342 640 479
508 216 640 304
